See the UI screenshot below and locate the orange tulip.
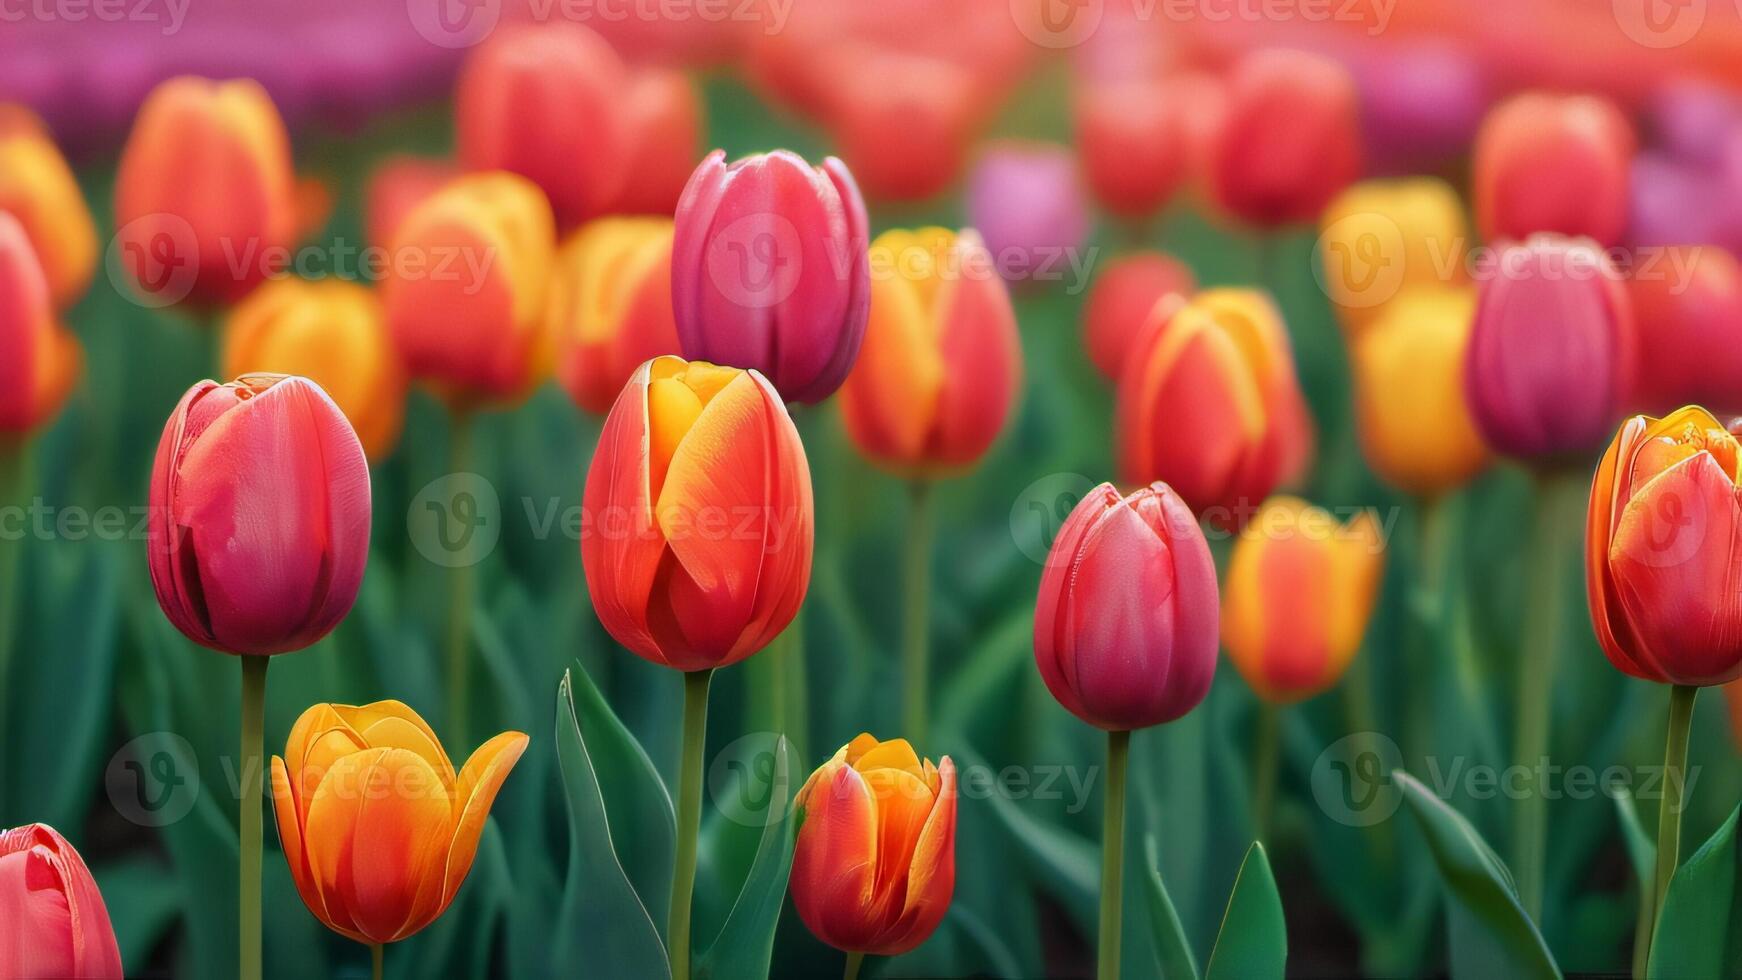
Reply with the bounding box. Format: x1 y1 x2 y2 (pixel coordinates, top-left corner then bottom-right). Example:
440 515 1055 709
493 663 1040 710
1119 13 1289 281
222 279 407 460
790 734 956 957
0 823 122 978
270 701 527 946
0 106 96 310
582 356 813 671
840 227 1022 475
364 156 459 252
383 172 555 407
1587 406 1742 687
1473 92 1634 248
1080 250 1195 383
607 69 703 216
547 217 681 416
0 212 80 436
1318 177 1468 334
114 76 296 308
1116 289 1314 530
1222 497 1385 703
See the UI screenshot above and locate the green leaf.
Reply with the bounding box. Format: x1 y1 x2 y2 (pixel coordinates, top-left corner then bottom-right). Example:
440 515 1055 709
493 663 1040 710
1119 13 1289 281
1143 834 1201 980
1204 842 1286 980
93 857 180 976
963 744 1099 935
1648 804 1739 980
1394 771 1560 980
695 734 800 980
1612 787 1655 896
553 668 671 979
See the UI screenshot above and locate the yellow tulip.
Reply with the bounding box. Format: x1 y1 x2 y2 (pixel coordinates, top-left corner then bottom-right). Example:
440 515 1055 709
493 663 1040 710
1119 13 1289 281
1318 177 1467 334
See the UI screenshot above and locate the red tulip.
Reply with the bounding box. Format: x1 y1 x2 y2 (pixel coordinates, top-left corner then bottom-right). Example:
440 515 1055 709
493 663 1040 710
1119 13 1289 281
1208 50 1362 228
606 69 704 216
364 155 459 251
1628 245 1742 416
1074 77 1188 220
0 213 81 436
0 824 122 978
828 50 982 203
147 375 371 656
1474 92 1634 248
1080 251 1195 383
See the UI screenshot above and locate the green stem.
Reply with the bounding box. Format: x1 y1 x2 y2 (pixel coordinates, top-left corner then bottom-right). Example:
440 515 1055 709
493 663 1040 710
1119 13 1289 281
1406 495 1448 772
1647 685 1698 967
239 656 269 980
1099 729 1130 980
371 943 384 980
446 413 476 745
1342 644 1393 871
1252 703 1281 842
842 950 865 980
0 443 28 773
902 480 934 744
669 668 713 980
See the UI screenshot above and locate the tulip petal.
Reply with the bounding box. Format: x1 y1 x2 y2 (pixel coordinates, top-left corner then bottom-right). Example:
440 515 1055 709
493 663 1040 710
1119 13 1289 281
582 359 668 662
884 757 957 955
791 765 881 949
1033 483 1124 722
442 731 530 908
1062 499 1181 729
271 756 330 932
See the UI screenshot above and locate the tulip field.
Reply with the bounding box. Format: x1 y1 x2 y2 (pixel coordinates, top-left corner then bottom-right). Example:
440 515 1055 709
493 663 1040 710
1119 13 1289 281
7 3 1742 979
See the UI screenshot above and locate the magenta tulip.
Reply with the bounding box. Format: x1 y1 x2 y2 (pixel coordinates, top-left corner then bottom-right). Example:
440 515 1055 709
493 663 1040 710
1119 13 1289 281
965 141 1090 282
0 824 122 979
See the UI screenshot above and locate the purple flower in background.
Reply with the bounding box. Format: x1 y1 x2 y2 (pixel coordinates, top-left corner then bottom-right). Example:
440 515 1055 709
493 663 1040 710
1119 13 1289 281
1627 152 1742 251
966 141 1090 283
1352 41 1489 175
1648 80 1742 169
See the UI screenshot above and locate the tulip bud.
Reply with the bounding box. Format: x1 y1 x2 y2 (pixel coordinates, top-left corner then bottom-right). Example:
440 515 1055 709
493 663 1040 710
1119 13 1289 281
1465 235 1635 460
1034 482 1218 730
1628 245 1742 416
222 279 407 461
547 217 681 415
383 172 556 407
1080 250 1195 383
582 356 813 671
0 213 81 436
791 734 956 956
1474 92 1634 247
606 69 703 216
1116 289 1314 530
0 824 122 978
1208 49 1362 228
455 24 630 228
1074 78 1188 219
114 76 296 307
270 701 528 944
1318 177 1468 334
840 227 1022 475
671 150 870 404
1222 497 1384 703
1351 287 1489 495
147 374 371 656
0 105 97 309
1587 406 1742 686
964 141 1089 283
364 155 459 252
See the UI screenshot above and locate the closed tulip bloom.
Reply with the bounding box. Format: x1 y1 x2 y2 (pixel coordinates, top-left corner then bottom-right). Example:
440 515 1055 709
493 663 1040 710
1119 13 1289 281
222 279 407 460
0 106 97 309
383 172 556 406
582 356 813 671
1318 177 1468 333
455 24 629 227
364 155 458 251
671 150 870 404
1465 235 1635 460
1474 93 1634 247
0 213 81 436
115 76 296 307
1222 497 1384 703
828 51 981 204
1117 289 1314 529
147 374 370 656
1074 78 1187 219
607 69 703 216
270 701 528 945
964 142 1090 282
791 734 956 956
1628 246 1742 416
547 217 680 415
1587 406 1742 687
1352 287 1489 495
1209 49 1362 228
1080 250 1195 383
0 824 122 978
1034 482 1218 730
840 227 1021 475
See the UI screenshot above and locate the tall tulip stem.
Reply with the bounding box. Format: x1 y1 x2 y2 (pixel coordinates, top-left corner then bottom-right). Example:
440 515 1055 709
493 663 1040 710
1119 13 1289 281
842 951 865 980
0 443 27 747
1648 684 1698 964
1252 703 1281 841
1099 728 1130 980
902 479 935 744
371 943 384 980
239 655 269 980
446 413 476 745
669 668 713 980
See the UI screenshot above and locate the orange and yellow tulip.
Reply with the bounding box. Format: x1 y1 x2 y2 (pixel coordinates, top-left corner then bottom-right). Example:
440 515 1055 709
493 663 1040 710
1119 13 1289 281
840 227 1022 476
546 217 681 416
790 734 956 957
1318 177 1467 334
222 278 407 460
581 356 813 671
270 701 528 946
0 212 80 437
0 106 96 310
1080 250 1195 383
1222 497 1385 703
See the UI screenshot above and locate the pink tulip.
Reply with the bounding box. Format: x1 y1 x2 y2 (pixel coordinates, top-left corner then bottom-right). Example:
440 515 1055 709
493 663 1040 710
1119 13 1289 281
0 824 122 979
965 141 1090 283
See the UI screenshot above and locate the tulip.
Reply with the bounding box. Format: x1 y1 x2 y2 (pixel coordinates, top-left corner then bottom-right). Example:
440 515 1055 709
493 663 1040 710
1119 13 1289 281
1627 245 1742 416
270 701 526 953
671 150 870 404
1348 41 1489 175
1318 177 1468 334
1465 235 1636 460
1074 78 1188 220
1208 49 1362 228
1080 250 1195 383
964 141 1090 283
222 278 408 461
114 76 297 308
0 824 122 978
548 217 681 416
383 171 556 407
1116 289 1314 530
456 24 629 228
827 51 982 203
1351 287 1490 495
0 212 81 437
364 155 459 251
1626 153 1740 251
0 105 97 309
1473 92 1634 247
790 734 957 962
607 69 703 216
1649 80 1742 169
